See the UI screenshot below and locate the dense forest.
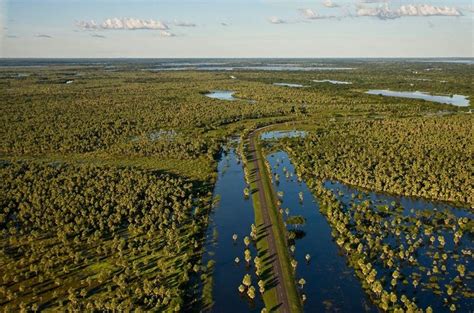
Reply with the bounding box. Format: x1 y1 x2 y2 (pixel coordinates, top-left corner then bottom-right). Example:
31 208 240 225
0 161 211 311
1 62 471 158
283 115 473 206
0 60 472 311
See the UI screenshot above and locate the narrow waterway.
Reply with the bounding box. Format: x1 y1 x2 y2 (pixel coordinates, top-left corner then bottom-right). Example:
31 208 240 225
267 151 376 312
202 145 262 312
203 131 473 312
265 148 473 312
260 130 307 140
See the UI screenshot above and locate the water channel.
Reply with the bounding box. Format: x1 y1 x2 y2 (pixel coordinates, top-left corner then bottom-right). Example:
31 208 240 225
204 131 472 312
202 145 262 312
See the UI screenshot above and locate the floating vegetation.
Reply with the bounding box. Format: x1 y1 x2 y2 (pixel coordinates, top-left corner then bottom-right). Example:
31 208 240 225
300 176 473 312
2 60 472 312
243 187 250 198
286 215 307 226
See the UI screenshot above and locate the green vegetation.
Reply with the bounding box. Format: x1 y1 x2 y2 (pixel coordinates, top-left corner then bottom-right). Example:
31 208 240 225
241 134 280 311
296 177 473 312
201 260 215 310
0 67 303 312
241 131 302 312
276 114 473 311
1 60 472 311
0 161 211 311
284 115 472 206
285 216 306 226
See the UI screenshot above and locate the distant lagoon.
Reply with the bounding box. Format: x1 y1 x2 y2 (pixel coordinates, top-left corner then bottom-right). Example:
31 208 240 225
366 89 470 107
273 82 305 88
313 79 352 85
150 66 355 72
204 90 257 103
205 90 237 101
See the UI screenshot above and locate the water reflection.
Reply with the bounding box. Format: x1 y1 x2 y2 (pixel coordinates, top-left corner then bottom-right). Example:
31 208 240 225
205 90 238 101
323 180 473 312
267 151 376 312
263 146 473 312
204 90 255 103
366 90 470 107
324 180 473 219
313 79 352 85
260 130 307 140
273 83 305 88
202 146 262 312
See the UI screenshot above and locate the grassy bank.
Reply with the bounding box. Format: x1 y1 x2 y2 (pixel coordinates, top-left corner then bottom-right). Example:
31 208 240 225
244 131 302 313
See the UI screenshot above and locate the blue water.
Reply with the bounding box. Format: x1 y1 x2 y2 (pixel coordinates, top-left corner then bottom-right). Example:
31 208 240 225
313 79 352 85
1 58 472 68
417 59 474 65
267 151 376 312
322 180 474 312
204 90 255 103
324 180 473 219
264 148 473 312
273 83 305 88
366 90 470 107
152 66 354 72
202 147 262 312
260 130 307 140
205 90 237 101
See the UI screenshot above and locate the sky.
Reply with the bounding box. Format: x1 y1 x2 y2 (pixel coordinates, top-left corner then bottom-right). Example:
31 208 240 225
0 0 473 58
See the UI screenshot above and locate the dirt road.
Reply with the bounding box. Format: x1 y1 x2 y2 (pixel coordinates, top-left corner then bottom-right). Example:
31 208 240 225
248 130 293 313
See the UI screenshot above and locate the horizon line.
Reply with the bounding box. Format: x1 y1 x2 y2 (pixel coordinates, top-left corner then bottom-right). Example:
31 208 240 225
1 56 473 60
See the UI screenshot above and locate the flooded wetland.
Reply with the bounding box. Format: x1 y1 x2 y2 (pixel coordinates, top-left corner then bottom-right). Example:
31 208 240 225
1 58 472 313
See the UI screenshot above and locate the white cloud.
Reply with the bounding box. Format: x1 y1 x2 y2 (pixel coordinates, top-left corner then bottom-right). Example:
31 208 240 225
323 0 339 8
300 8 335 20
77 20 98 30
268 16 288 24
77 18 168 31
356 4 462 20
301 8 317 19
398 5 461 17
356 4 399 19
160 30 176 37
